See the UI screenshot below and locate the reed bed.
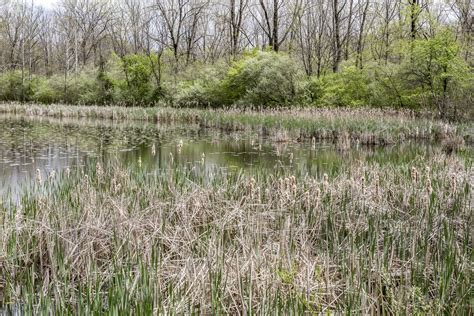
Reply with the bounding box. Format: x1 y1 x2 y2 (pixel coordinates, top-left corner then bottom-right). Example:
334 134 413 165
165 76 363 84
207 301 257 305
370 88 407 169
0 103 472 145
0 152 472 314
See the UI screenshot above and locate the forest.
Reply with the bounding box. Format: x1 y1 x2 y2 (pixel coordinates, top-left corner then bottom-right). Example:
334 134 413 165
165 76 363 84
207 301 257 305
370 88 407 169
0 0 472 119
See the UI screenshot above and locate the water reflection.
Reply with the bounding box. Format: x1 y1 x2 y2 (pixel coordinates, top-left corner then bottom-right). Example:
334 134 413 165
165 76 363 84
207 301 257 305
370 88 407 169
1 114 439 199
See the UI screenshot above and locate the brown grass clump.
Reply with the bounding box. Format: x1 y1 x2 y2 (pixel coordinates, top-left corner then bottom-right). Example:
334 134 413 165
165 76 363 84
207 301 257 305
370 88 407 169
0 152 472 314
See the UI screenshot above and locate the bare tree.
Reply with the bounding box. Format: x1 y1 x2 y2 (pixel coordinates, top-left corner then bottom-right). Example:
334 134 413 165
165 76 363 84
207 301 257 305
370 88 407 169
57 0 112 67
450 0 473 61
296 0 329 77
251 0 302 52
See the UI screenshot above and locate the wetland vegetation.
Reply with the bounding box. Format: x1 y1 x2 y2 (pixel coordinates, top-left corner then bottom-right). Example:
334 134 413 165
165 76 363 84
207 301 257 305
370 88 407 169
0 111 473 314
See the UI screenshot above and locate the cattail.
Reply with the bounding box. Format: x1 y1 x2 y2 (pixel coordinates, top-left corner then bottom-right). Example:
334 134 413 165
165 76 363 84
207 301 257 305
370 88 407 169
290 176 296 186
360 176 365 192
323 173 329 189
451 174 457 194
425 166 430 175
35 169 42 184
411 167 418 184
96 162 103 179
425 166 432 194
49 170 56 180
83 174 89 190
314 187 321 208
425 177 433 195
15 203 24 232
374 175 380 198
279 178 284 192
303 191 310 208
177 140 183 154
291 184 297 197
255 186 261 203
248 177 256 193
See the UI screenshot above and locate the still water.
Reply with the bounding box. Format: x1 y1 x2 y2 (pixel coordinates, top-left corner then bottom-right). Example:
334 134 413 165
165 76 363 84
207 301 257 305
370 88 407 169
1 115 439 198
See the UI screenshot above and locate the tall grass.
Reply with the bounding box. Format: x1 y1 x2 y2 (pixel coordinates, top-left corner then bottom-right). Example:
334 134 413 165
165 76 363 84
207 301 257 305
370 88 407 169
0 103 472 145
0 152 472 314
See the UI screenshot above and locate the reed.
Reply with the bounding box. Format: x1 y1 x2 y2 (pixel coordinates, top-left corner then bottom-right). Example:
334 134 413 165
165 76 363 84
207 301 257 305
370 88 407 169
0 151 472 314
0 103 472 145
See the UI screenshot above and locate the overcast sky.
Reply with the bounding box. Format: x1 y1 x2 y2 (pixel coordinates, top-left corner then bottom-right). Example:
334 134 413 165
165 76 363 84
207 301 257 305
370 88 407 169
34 0 58 9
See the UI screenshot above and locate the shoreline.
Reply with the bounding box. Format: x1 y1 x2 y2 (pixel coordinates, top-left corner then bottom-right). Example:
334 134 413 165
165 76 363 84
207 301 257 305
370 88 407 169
0 103 472 146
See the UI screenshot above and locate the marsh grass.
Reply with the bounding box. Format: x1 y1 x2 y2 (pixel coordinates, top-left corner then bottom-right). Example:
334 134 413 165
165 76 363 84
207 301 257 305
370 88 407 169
0 151 472 314
1 103 472 146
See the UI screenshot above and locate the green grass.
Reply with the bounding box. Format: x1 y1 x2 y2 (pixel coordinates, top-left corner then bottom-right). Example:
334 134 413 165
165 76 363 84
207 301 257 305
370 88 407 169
1 103 472 145
0 151 472 314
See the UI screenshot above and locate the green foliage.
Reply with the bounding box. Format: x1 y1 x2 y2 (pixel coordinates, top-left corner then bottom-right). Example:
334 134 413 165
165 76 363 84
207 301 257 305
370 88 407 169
31 75 63 104
0 33 471 117
174 62 227 107
0 71 36 102
116 54 162 105
314 65 372 107
221 51 301 107
403 30 472 117
97 66 114 104
302 77 325 104
66 69 103 104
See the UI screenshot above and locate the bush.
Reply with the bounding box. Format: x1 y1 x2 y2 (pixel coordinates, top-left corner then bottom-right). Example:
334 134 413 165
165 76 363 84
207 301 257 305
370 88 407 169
174 62 227 107
317 65 371 107
31 75 63 104
0 71 36 102
114 54 163 105
402 30 472 118
221 50 302 107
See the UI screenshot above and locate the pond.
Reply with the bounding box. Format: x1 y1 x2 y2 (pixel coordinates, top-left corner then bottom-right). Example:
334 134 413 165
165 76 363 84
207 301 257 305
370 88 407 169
0 114 441 200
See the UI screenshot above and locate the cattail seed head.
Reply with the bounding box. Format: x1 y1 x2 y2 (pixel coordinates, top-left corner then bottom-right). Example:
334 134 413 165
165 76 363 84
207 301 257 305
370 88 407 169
426 178 433 194
451 174 457 194
35 169 42 184
96 162 103 178
411 167 418 184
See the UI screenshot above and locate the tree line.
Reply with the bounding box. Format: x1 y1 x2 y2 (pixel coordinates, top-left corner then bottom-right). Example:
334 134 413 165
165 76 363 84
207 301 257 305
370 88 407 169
0 0 472 118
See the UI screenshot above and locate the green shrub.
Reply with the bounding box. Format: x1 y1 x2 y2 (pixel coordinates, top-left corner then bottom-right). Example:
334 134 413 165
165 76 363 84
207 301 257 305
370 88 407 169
221 50 301 107
0 71 36 102
174 63 226 107
114 54 163 105
299 76 325 105
31 75 62 104
64 69 102 104
318 65 371 107
402 30 472 118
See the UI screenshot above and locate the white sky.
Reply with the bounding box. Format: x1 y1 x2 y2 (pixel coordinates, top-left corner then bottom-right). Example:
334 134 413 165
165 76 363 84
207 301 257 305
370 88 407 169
34 0 58 9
